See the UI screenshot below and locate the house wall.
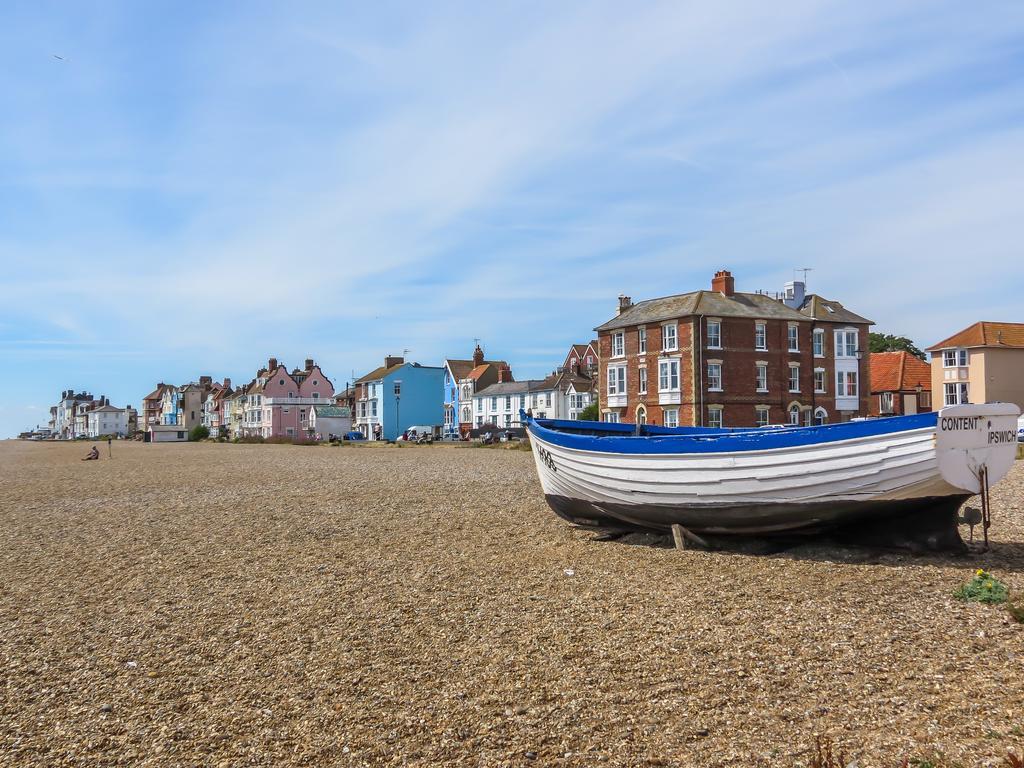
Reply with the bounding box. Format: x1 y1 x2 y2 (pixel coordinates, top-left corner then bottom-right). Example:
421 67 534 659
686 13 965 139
599 315 869 427
380 365 445 441
977 348 1024 409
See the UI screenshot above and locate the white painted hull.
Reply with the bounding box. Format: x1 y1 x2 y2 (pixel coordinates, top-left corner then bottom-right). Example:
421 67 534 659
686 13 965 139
530 427 958 513
525 403 1021 547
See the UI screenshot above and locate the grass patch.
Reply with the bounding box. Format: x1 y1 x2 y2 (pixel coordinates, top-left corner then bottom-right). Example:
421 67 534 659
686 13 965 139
954 569 1009 604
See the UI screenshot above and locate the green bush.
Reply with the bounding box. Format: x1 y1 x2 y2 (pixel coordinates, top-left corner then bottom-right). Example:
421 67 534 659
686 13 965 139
579 403 600 421
189 425 210 442
954 569 1009 604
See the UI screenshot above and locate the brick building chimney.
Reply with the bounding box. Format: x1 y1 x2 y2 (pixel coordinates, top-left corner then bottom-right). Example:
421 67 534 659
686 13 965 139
199 375 212 388
472 344 485 367
268 357 278 371
617 295 633 315
223 378 231 389
305 358 314 370
711 270 735 296
385 355 404 369
497 363 513 383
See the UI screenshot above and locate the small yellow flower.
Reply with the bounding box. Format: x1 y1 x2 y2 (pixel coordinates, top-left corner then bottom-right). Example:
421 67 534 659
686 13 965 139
976 569 985 577
986 581 993 589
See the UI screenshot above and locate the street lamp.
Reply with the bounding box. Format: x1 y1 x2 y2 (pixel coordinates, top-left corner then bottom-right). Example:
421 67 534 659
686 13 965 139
394 380 402 440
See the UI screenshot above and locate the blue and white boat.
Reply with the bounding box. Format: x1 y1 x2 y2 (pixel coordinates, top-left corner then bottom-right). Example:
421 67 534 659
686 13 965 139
524 404 1020 550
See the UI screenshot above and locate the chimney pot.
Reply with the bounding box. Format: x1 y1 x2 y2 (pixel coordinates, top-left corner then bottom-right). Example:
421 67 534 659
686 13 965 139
305 358 314 370
223 378 231 389
269 357 278 371
617 295 633 315
472 344 485 367
711 270 735 296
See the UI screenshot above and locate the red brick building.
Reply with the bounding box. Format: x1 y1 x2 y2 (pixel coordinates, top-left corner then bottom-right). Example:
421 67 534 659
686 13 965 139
594 270 872 428
868 351 932 417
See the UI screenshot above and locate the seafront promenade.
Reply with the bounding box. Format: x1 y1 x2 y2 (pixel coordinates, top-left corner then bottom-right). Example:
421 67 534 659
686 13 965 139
1 440 1022 766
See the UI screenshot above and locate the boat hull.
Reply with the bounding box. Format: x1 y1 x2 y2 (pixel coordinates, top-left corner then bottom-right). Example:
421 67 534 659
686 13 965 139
543 492 971 551
525 404 1021 551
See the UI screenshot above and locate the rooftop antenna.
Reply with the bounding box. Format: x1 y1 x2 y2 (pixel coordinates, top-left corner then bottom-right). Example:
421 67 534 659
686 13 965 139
402 348 410 359
795 267 813 285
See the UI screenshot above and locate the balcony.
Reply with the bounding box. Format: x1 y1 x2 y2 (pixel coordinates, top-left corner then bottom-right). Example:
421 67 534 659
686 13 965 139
659 391 681 406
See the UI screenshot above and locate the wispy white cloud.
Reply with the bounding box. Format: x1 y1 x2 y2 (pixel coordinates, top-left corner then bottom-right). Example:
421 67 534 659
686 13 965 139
1 0 1022 435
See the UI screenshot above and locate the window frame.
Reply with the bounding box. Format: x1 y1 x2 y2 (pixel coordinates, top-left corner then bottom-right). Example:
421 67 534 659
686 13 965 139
659 359 680 392
812 328 825 357
706 362 722 392
637 328 647 354
754 322 767 351
607 364 627 396
664 408 679 428
755 363 768 393
707 407 723 429
611 332 625 358
662 322 678 352
788 363 800 393
706 320 721 349
787 324 799 352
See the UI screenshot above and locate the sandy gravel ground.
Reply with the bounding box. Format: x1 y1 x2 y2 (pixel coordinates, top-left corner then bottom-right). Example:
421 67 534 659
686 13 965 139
1 440 1022 768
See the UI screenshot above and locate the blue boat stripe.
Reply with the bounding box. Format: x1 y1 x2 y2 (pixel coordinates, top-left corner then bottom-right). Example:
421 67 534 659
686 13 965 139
521 410 938 455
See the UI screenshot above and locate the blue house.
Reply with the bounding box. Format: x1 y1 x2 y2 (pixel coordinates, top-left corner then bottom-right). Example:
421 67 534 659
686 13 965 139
354 356 445 441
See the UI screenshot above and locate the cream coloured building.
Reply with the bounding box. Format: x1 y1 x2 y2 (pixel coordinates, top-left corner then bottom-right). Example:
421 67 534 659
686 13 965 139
927 321 1024 409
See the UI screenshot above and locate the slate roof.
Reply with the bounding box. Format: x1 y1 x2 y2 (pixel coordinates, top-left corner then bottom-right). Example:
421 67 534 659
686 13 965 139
445 359 476 380
142 384 167 402
927 321 1024 351
870 352 931 393
797 294 873 325
312 405 349 417
354 362 404 384
595 290 807 331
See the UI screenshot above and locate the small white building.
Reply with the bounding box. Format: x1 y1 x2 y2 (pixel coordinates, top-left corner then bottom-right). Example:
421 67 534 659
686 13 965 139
86 405 130 438
309 405 352 439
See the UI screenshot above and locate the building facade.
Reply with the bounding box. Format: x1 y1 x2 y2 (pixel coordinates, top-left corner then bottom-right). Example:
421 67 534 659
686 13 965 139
354 356 445 441
443 345 510 439
595 271 872 428
868 351 932 417
927 321 1024 410
86 404 132 437
53 390 94 439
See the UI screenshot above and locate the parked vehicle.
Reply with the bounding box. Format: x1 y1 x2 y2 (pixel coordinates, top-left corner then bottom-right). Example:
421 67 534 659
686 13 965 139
1018 415 1024 442
404 426 436 444
343 431 366 441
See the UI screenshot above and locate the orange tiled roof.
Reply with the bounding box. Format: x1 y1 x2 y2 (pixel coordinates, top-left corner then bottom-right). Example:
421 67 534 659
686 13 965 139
927 321 1024 351
870 351 931 393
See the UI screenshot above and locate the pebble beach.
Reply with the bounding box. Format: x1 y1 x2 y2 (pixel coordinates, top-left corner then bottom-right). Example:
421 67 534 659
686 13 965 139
1 440 1022 767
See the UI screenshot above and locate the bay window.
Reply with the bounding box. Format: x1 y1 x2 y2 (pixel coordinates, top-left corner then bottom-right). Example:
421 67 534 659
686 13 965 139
659 360 679 391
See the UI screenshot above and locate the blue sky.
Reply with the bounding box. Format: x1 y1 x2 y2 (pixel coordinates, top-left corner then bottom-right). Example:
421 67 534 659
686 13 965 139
2 1 1023 436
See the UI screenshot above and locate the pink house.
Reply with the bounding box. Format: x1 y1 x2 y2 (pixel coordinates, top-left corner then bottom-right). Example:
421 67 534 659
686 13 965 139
248 358 335 440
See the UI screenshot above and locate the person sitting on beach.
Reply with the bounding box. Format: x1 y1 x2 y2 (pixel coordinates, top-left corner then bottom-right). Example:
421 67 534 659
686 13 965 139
82 446 99 461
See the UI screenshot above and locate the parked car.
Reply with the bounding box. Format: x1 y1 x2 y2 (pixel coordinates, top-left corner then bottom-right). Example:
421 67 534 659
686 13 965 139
404 426 436 444
343 431 366 441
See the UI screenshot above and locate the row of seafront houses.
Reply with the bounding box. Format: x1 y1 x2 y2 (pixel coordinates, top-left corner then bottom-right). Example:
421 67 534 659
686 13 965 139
43 342 601 442
36 269 1024 441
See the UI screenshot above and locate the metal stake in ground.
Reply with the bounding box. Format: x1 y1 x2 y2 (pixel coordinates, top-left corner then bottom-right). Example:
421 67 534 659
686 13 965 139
107 437 112 459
